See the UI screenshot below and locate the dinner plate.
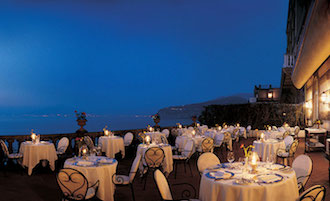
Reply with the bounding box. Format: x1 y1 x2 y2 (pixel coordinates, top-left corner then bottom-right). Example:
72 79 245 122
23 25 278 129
205 171 234 180
256 173 283 184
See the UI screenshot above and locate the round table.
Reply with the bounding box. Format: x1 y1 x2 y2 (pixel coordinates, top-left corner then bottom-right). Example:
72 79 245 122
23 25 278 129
99 136 125 158
264 131 284 140
137 144 173 174
19 141 58 175
199 162 299 201
253 140 286 162
64 156 118 201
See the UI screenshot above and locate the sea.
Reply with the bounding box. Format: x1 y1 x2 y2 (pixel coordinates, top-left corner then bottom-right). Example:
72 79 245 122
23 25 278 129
0 114 193 136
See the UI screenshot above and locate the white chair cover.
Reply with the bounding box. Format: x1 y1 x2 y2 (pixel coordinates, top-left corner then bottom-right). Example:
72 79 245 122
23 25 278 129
124 132 134 146
292 155 313 189
284 136 294 148
214 134 224 147
188 127 194 131
162 129 170 138
57 137 69 154
154 169 173 200
197 153 220 173
182 140 194 158
128 154 142 183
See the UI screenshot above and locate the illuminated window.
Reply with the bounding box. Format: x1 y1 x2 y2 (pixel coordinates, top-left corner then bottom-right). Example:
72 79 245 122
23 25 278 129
267 91 273 99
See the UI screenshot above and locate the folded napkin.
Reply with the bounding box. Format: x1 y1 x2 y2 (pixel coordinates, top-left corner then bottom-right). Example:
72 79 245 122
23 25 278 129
257 174 282 183
98 158 113 163
76 161 94 166
208 171 233 179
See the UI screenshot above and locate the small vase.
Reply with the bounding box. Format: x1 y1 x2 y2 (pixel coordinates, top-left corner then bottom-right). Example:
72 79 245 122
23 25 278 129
77 120 87 131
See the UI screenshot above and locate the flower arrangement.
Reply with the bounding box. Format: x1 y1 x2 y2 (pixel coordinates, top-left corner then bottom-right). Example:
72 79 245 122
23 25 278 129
314 119 323 125
240 144 254 157
75 111 87 121
152 114 160 120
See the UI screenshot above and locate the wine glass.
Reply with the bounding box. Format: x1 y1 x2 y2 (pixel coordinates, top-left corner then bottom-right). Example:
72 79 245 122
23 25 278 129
227 151 235 164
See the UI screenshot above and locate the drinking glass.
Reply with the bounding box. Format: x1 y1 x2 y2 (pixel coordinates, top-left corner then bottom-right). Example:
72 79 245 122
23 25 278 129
227 151 235 163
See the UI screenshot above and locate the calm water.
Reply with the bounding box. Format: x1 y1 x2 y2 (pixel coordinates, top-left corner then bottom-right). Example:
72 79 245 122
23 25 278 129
0 115 192 136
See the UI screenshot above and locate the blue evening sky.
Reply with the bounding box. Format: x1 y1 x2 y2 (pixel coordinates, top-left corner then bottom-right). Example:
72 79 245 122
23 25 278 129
0 0 288 116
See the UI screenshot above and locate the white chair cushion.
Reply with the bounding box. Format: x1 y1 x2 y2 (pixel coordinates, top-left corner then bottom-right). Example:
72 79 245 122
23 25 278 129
114 175 130 185
277 152 289 157
85 187 96 199
173 155 187 160
8 153 23 159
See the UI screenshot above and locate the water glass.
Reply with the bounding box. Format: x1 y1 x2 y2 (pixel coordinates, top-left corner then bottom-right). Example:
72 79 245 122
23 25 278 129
227 151 235 163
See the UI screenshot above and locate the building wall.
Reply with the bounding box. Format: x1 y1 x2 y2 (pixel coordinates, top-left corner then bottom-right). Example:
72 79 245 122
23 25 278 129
305 57 329 129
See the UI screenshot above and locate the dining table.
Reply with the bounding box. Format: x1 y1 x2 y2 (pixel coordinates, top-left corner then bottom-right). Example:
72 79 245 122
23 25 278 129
64 156 118 201
137 143 173 174
199 162 299 201
99 136 125 158
19 141 58 175
253 139 286 162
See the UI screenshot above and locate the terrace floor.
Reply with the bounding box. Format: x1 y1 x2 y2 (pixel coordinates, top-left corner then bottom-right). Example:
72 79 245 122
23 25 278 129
0 138 329 201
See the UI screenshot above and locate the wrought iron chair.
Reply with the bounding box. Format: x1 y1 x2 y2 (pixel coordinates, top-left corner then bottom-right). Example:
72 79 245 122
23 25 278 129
84 136 95 150
197 137 213 155
282 131 291 139
277 139 299 166
142 147 165 190
173 140 195 179
138 133 146 143
293 154 313 192
232 128 240 142
293 126 300 139
112 154 141 201
162 129 170 138
154 169 200 201
160 135 169 144
222 132 232 151
57 168 99 201
197 152 220 175
0 139 23 174
297 185 326 201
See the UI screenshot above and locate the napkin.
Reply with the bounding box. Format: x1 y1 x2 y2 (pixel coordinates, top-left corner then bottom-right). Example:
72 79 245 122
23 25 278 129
76 161 94 166
258 174 282 183
209 171 232 179
99 158 113 163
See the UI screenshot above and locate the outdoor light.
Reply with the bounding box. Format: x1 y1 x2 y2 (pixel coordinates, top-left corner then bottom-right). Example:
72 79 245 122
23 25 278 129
320 92 327 103
145 135 151 145
267 91 273 99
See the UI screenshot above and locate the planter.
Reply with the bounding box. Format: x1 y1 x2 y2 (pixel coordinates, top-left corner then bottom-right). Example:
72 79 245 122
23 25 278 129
77 120 87 132
153 118 160 127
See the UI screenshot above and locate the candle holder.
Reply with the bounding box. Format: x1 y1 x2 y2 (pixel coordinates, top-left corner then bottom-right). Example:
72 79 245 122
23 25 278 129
249 152 259 174
145 136 151 145
80 145 89 160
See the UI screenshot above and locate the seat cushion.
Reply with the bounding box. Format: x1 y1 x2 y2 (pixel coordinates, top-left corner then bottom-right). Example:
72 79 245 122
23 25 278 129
173 155 187 160
85 187 96 199
114 175 130 185
277 152 289 157
8 153 23 159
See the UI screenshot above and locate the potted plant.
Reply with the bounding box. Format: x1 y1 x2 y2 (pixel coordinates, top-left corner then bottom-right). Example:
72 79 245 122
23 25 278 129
75 111 87 132
152 113 161 129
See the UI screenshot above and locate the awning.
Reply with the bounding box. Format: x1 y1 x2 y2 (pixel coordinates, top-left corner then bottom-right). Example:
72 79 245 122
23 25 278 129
291 0 330 89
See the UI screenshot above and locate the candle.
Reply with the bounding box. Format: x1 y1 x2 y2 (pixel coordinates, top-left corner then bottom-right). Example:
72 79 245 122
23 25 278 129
217 126 221 131
82 149 87 154
197 123 200 127
104 130 109 136
145 136 151 145
260 133 265 141
178 124 182 129
31 133 36 140
149 127 152 132
192 130 196 136
237 123 240 127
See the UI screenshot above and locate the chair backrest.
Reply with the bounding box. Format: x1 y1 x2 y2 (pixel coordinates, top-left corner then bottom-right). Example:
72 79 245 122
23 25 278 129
162 129 170 138
284 135 294 148
283 131 291 139
124 132 134 146
201 137 214 153
144 147 165 168
214 134 224 146
128 154 142 183
223 132 231 143
298 185 326 201
57 168 89 200
293 155 313 188
0 140 9 157
272 126 278 131
197 153 220 173
154 169 173 200
138 133 146 142
289 140 299 156
294 126 300 135
246 125 251 132
57 137 69 153
84 136 94 149
160 135 168 144
182 140 194 158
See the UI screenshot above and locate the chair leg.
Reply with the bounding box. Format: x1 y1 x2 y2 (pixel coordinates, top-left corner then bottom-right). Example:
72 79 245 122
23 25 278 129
183 161 187 173
143 170 149 190
130 183 136 201
174 161 178 179
187 160 193 177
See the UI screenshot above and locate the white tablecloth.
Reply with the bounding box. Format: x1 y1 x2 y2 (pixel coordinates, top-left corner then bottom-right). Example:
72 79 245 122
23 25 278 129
20 141 58 175
99 136 125 158
64 156 118 201
175 136 205 152
253 140 286 161
199 162 299 201
137 144 173 174
264 131 284 140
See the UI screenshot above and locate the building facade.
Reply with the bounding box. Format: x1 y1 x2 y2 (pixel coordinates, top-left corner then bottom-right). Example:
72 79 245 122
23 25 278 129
254 85 281 102
285 0 330 129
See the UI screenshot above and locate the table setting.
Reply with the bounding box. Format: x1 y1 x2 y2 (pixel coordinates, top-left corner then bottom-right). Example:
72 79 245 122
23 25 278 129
253 133 286 162
199 160 299 201
19 130 58 175
64 155 118 201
